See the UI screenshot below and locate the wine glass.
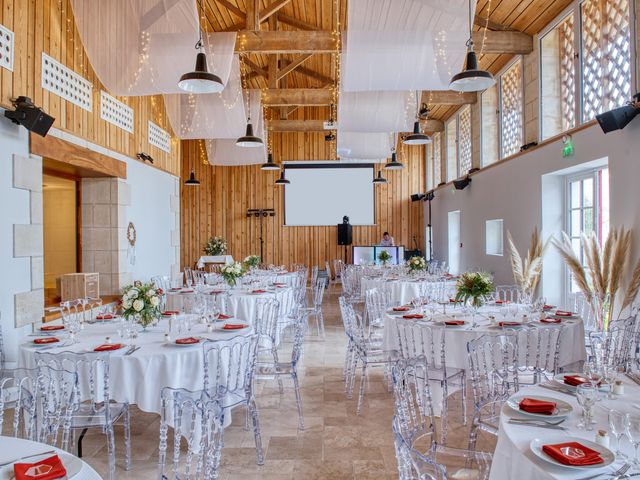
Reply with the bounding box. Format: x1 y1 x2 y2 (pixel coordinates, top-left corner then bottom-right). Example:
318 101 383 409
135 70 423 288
626 414 640 467
576 384 598 430
609 409 628 460
601 363 618 399
583 361 603 390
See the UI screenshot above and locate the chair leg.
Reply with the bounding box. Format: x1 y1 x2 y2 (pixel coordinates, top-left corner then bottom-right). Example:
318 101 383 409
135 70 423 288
247 398 265 465
123 406 132 471
461 372 468 426
468 413 481 452
291 371 305 430
272 347 284 394
106 425 116 480
347 356 358 400
317 309 325 338
356 363 368 415
77 428 88 457
440 380 448 445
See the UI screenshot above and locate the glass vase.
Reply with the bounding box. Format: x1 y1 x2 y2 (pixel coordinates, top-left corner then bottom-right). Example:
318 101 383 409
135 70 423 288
591 293 611 332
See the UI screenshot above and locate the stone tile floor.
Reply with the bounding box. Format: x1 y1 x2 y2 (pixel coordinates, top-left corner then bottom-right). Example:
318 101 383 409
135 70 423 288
79 290 497 479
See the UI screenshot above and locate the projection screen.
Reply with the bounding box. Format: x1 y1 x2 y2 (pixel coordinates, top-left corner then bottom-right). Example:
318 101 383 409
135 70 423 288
284 163 375 226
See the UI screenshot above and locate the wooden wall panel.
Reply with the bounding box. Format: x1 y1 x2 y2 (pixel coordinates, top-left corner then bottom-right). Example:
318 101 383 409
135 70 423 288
1 0 180 175
180 132 426 270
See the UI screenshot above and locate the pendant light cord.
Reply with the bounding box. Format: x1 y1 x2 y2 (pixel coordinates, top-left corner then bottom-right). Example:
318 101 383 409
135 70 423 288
466 0 474 51
195 0 204 50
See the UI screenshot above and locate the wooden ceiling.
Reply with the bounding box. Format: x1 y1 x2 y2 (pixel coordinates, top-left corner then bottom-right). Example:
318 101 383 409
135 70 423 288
201 0 574 125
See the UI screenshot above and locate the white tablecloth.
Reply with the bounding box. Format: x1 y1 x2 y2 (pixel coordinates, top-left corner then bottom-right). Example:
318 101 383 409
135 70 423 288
196 255 234 268
0 435 102 479
18 318 253 416
361 277 457 304
489 378 640 479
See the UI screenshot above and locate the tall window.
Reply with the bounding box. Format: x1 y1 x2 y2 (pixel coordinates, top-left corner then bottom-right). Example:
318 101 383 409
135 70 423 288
433 132 442 186
566 167 610 292
445 106 472 181
481 85 499 166
426 143 434 191
500 58 523 158
446 117 457 182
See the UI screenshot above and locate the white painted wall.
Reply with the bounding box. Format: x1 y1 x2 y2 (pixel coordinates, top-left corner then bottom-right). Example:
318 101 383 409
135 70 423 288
427 121 640 306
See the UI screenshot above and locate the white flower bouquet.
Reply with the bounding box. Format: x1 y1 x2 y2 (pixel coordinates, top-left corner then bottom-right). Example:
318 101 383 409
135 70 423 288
220 262 245 287
243 255 261 269
408 256 427 272
204 236 227 256
120 281 162 330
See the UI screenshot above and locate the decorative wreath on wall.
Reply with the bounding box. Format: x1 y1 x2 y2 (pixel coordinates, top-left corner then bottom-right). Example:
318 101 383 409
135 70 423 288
127 222 137 247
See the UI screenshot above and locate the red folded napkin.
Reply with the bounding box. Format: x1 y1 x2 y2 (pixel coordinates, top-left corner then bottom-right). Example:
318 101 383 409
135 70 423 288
175 337 200 345
402 314 424 319
40 325 64 331
169 288 181 291
34 337 59 345
273 283 286 287
445 320 465 326
93 343 124 352
96 314 114 320
392 306 410 312
209 290 224 295
162 310 180 316
555 310 573 316
519 397 557 415
543 304 555 310
542 442 603 466
495 300 510 304
223 323 248 330
181 289 194 293
540 318 561 324
275 285 286 288
217 313 232 320
563 374 590 386
498 321 521 327
449 298 461 303
14 454 67 480
251 289 267 294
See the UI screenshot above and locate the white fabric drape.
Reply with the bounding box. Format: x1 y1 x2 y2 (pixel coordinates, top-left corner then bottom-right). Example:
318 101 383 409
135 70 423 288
337 91 416 133
337 132 395 161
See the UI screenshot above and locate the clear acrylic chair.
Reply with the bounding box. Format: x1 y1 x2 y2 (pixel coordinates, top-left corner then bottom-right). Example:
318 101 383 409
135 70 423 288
333 259 343 286
158 387 223 480
393 320 466 444
590 317 638 370
392 357 492 479
364 287 392 342
184 268 194 287
254 298 284 392
0 367 39 439
300 277 326 337
309 266 319 288
466 334 519 452
35 351 130 479
494 285 521 303
508 325 563 385
202 334 263 465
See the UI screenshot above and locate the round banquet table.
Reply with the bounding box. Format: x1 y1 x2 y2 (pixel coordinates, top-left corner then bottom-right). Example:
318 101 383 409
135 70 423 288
166 285 293 322
489 377 640 479
0 435 102 479
383 307 586 414
361 277 457 304
18 316 254 416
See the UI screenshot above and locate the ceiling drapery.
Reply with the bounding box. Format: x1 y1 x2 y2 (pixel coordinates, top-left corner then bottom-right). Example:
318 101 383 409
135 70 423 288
337 132 396 161
337 91 416 133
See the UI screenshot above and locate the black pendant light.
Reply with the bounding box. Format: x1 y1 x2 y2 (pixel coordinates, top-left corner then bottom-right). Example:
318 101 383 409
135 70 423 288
261 152 280 171
236 120 263 147
184 170 200 186
404 91 432 145
274 169 290 186
373 170 388 184
449 0 496 92
384 150 404 170
178 0 224 94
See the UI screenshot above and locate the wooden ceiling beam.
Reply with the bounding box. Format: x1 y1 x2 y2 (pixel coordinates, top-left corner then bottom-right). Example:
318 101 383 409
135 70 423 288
277 13 318 30
262 88 334 106
214 0 246 20
245 0 260 30
279 58 333 84
243 57 268 78
268 119 326 131
259 0 291 23
276 54 313 81
420 119 444 132
236 30 337 53
421 91 477 105
473 14 516 32
471 30 532 54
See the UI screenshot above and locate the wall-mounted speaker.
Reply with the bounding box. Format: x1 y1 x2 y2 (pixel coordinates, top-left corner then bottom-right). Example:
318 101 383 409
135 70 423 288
4 96 55 137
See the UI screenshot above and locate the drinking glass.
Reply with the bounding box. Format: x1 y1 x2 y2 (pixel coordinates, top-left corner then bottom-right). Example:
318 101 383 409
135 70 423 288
583 361 604 390
601 364 618 399
609 409 628 459
576 384 598 430
626 414 640 467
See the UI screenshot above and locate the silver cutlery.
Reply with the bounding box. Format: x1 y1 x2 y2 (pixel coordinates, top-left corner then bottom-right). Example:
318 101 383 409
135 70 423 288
125 346 141 355
626 373 640 386
507 419 567 430
576 463 631 480
0 450 56 466
539 382 576 396
508 417 566 426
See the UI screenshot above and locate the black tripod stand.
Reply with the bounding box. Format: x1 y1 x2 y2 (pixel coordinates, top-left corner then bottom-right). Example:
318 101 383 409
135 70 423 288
246 208 275 261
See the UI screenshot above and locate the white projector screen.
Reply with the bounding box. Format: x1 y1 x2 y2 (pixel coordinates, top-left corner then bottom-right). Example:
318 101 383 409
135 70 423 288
284 164 375 226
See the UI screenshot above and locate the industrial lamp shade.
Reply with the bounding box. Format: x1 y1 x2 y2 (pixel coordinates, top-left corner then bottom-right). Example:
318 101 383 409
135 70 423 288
274 170 290 186
178 52 225 94
449 50 496 92
261 153 280 171
184 170 200 186
403 121 432 145
236 122 264 148
384 152 404 170
372 171 388 184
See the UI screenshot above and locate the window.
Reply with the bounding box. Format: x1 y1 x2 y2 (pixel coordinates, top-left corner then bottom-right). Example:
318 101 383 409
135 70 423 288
445 106 472 181
481 86 499 166
566 167 610 292
432 132 442 186
446 117 457 182
426 143 434 191
485 219 504 256
500 58 524 158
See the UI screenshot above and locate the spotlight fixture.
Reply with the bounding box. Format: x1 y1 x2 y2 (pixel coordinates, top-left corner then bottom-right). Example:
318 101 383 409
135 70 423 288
184 170 200 186
325 131 336 142
4 96 55 137
404 91 432 145
596 94 640 133
411 193 426 202
136 152 154 164
274 169 290 186
373 171 388 185
418 103 430 120
261 153 280 171
178 0 224 93
449 0 496 92
384 151 404 170
453 175 472 190
425 191 435 201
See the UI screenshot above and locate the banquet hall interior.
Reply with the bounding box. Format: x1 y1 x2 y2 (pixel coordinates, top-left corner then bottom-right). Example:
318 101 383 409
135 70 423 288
1 0 640 479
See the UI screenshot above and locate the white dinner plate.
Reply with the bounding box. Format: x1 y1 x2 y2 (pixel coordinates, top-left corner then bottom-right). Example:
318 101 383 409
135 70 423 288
506 394 573 419
0 451 83 479
529 435 615 470
552 373 608 392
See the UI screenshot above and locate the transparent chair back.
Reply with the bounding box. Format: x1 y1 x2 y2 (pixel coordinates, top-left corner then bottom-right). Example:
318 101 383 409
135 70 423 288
33 365 77 450
310 266 318 286
0 367 39 439
494 286 521 303
510 325 563 384
393 320 445 368
591 317 638 370
365 287 392 332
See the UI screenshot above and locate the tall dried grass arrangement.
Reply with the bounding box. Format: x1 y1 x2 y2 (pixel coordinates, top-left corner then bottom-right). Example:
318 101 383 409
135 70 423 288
506 227 550 297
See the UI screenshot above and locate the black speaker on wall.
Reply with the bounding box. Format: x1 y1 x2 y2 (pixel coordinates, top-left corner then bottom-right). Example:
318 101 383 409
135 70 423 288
337 223 353 246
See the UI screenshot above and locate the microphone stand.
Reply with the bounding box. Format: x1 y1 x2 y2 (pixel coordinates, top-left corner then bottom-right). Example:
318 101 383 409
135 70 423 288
246 208 275 261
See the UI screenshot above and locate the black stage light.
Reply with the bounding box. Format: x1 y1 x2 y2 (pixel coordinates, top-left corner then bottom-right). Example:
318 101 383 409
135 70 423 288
411 193 426 202
453 176 472 190
4 96 55 137
425 191 435 201
596 95 640 133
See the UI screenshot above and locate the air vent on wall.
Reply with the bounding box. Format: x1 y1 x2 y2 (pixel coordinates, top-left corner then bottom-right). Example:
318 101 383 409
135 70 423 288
101 91 133 133
148 121 171 153
0 24 14 71
41 53 92 112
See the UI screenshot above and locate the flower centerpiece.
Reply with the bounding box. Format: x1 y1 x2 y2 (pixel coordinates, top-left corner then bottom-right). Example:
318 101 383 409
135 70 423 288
204 236 227 256
220 262 245 287
454 272 495 308
378 250 392 266
121 281 162 330
408 256 427 273
243 255 261 270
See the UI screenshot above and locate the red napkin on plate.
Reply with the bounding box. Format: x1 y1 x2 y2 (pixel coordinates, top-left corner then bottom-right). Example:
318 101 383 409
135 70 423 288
251 290 267 294
445 320 465 326
34 337 59 345
14 454 67 480
40 325 64 331
499 321 521 327
449 298 461 303
519 397 556 415
555 310 573 316
181 289 194 293
403 314 424 319
209 290 224 295
563 375 590 386
392 306 410 312
543 304 555 310
223 323 248 330
217 313 232 320
273 283 286 287
162 310 180 316
542 442 603 466
175 337 200 345
169 288 181 291
96 314 114 320
540 318 561 324
495 300 510 304
93 343 124 352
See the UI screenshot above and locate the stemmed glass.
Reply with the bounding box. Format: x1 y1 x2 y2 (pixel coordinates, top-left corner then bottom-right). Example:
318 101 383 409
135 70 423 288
609 410 628 460
583 361 603 390
601 363 618 399
576 384 598 431
626 414 640 467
